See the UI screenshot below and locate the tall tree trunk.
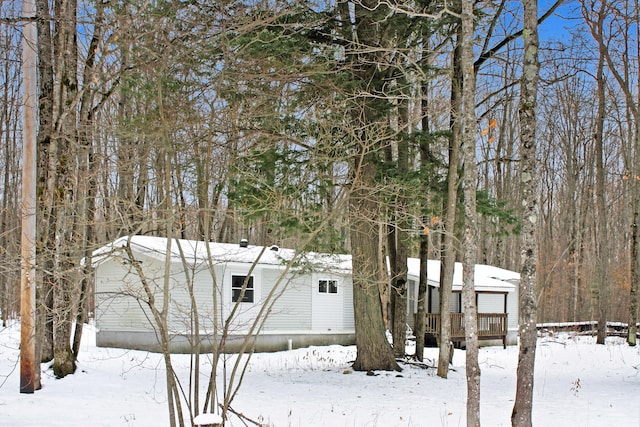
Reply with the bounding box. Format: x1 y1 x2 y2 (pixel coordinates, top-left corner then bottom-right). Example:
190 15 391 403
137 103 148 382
71 1 103 359
630 190 639 346
629 2 640 347
437 25 462 379
390 102 410 359
345 0 400 372
35 0 55 365
415 84 432 362
512 0 540 425
387 218 399 349
629 1 640 347
461 2 480 425
50 0 81 378
350 150 400 372
415 226 429 362
593 0 609 345
581 0 639 344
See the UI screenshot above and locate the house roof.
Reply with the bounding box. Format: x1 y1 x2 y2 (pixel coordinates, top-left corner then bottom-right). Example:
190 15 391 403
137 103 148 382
406 258 518 292
91 235 352 272
92 236 518 291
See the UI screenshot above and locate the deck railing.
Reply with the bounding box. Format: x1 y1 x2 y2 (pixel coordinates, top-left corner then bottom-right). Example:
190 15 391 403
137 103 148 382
424 312 508 347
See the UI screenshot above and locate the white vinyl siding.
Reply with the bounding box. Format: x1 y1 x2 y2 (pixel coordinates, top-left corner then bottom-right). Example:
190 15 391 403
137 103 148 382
166 264 220 334
94 259 159 333
451 293 461 313
421 288 460 315
187 266 222 333
477 293 505 313
342 276 354 330
430 286 440 313
506 283 518 331
263 270 312 331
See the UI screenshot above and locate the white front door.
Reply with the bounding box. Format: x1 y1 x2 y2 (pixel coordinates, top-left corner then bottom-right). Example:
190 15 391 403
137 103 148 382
311 273 344 331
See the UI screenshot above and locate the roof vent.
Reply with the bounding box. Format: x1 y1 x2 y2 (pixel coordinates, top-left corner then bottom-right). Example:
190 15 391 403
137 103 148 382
239 239 248 248
270 245 279 251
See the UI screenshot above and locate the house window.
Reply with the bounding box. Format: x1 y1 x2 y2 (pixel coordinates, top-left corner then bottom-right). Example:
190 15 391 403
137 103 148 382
232 275 254 303
318 279 338 294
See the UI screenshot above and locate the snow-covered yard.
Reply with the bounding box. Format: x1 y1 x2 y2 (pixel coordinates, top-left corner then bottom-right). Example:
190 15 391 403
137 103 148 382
0 322 638 426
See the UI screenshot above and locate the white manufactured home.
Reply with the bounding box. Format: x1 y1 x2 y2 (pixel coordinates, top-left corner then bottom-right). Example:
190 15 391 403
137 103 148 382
92 236 519 353
92 235 354 353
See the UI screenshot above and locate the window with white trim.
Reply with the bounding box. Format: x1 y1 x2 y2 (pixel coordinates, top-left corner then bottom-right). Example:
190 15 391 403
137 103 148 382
318 279 338 294
231 275 254 303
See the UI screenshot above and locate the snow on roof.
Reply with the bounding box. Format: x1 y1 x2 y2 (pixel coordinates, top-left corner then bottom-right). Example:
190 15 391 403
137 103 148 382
92 235 352 272
93 236 518 291
406 258 518 292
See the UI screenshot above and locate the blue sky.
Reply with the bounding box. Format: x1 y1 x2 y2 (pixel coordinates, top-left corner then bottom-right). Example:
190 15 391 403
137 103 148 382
539 0 583 43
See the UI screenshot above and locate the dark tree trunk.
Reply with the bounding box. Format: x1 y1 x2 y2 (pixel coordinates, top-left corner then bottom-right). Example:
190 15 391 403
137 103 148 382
350 152 400 372
592 1 609 346
437 25 462 379
71 1 103 359
345 0 401 372
387 219 399 351
628 2 640 348
630 203 638 346
35 0 56 367
49 0 81 378
388 102 410 359
415 84 432 361
415 228 429 361
393 103 410 359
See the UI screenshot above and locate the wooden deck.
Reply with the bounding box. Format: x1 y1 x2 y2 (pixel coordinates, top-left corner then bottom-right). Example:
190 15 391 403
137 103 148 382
424 313 508 348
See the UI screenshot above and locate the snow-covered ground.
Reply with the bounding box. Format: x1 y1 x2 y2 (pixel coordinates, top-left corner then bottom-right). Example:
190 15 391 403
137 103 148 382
0 323 638 426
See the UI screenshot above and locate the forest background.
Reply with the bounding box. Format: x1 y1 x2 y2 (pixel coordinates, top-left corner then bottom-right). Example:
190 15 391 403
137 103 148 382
0 0 639 423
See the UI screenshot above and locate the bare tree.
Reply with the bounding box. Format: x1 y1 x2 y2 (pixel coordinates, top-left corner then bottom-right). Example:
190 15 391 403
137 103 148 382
580 0 640 345
512 0 540 425
460 2 481 425
581 0 611 345
31 0 108 378
0 2 23 328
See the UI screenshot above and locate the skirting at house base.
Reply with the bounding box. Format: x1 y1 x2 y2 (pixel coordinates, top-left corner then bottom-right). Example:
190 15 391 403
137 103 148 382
96 330 356 354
